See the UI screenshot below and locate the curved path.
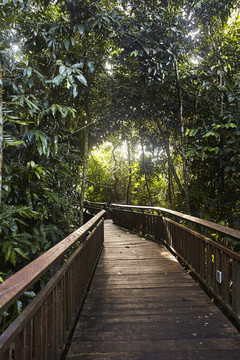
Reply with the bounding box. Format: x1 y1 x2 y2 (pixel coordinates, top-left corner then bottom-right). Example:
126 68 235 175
66 220 240 360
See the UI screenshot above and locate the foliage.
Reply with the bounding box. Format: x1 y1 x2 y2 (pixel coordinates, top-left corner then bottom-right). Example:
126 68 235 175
1 0 240 282
0 0 117 280
102 0 240 222
86 139 171 207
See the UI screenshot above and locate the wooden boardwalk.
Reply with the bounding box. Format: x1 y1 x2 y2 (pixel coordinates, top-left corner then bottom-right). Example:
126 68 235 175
66 220 240 360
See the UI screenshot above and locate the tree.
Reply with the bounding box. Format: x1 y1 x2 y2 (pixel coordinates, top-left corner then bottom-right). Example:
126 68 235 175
1 0 240 279
103 0 240 217
0 61 2 204
0 0 120 274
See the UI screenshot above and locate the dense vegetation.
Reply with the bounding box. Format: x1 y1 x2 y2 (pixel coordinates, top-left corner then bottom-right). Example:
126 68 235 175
1 0 240 286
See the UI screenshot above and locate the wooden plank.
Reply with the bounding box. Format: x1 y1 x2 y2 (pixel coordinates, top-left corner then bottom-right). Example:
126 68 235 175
68 337 240 352
65 351 240 360
66 221 240 360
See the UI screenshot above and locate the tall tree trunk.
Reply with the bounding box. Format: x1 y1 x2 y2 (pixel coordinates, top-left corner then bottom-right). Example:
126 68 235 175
219 68 225 194
79 99 90 225
167 164 173 206
125 139 132 204
156 118 184 198
112 142 120 202
175 59 191 214
79 126 89 225
0 61 3 205
140 136 153 206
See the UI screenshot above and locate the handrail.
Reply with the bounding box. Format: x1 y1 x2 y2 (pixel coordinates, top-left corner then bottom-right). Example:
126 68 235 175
0 210 105 314
111 204 240 329
111 203 240 240
84 201 110 219
0 210 105 359
84 200 107 207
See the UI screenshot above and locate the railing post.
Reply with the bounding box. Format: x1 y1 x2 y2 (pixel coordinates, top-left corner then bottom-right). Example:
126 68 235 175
141 209 146 236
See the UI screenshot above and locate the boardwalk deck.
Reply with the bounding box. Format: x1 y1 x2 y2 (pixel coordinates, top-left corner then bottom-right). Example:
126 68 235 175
66 220 240 360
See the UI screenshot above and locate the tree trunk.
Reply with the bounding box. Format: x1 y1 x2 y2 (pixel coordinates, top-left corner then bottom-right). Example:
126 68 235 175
79 126 89 225
79 97 90 226
167 164 173 206
156 118 184 198
175 59 191 214
112 142 120 202
0 61 3 205
140 136 153 206
219 68 225 194
125 139 132 205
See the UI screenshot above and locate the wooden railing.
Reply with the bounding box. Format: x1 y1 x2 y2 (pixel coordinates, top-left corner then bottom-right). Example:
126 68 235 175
111 204 240 329
0 210 105 360
84 200 110 219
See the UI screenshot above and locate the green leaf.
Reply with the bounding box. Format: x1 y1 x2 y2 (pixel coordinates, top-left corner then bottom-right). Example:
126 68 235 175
143 46 150 55
64 39 70 51
190 129 198 136
78 24 85 35
52 136 58 154
33 68 44 78
72 63 82 69
73 85 78 98
76 74 87 86
5 245 13 263
10 250 16 266
51 104 57 116
16 300 22 314
27 67 32 78
3 134 23 147
31 245 39 254
2 242 11 254
27 160 36 169
225 123 237 129
87 60 94 73
24 291 36 299
15 218 27 226
25 98 40 111
66 78 71 89
44 241 51 250
52 74 64 86
186 148 196 157
59 65 66 75
14 248 30 260
38 141 43 156
130 50 138 57
34 171 41 179
203 131 220 138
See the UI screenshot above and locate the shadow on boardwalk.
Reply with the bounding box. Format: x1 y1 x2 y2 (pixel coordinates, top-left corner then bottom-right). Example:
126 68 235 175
66 220 240 360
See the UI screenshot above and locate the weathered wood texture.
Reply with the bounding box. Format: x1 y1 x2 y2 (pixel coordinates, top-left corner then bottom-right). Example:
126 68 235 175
66 221 240 360
0 212 105 360
112 206 240 327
